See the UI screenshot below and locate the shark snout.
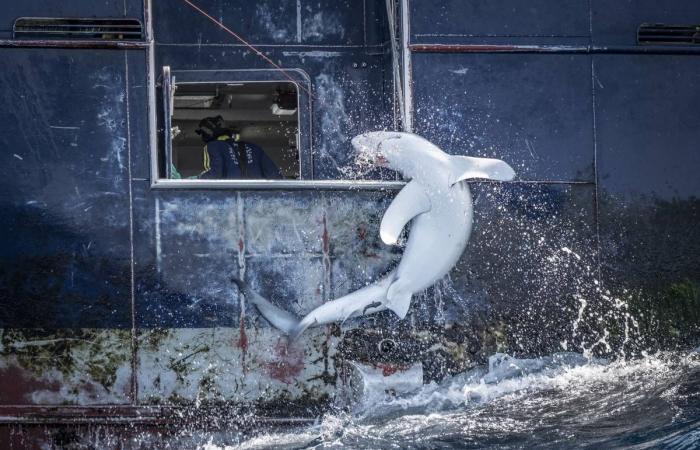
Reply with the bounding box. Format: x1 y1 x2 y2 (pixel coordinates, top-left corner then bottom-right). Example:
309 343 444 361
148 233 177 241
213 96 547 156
352 132 400 168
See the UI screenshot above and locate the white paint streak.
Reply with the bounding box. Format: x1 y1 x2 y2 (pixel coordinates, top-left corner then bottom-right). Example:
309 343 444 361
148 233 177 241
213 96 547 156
155 197 162 274
236 192 246 292
302 11 345 41
449 67 470 75
525 138 539 160
282 51 343 58
296 0 302 43
315 74 347 169
255 4 289 41
93 70 126 174
401 0 413 132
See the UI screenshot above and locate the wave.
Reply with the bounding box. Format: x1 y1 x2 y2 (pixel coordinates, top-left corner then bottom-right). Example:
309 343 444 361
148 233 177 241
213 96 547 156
207 349 700 449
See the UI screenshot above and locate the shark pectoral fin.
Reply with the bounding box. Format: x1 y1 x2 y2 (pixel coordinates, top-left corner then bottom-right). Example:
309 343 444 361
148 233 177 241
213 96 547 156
385 281 413 319
380 180 431 245
448 155 516 186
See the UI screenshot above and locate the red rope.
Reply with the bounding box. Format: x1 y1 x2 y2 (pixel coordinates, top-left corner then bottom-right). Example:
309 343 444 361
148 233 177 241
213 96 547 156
181 0 316 100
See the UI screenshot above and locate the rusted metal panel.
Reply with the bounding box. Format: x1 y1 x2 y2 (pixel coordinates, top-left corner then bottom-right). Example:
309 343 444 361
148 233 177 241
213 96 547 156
136 327 337 410
0 329 133 405
130 190 400 409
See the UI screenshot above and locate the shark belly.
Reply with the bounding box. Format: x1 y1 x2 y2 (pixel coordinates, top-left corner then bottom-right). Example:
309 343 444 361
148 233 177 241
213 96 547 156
394 185 473 294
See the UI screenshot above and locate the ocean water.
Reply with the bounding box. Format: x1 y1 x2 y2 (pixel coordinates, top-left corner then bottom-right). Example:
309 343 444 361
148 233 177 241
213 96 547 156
199 349 700 449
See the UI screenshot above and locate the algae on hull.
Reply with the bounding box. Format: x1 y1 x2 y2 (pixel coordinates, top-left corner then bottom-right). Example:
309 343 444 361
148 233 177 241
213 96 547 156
0 328 132 404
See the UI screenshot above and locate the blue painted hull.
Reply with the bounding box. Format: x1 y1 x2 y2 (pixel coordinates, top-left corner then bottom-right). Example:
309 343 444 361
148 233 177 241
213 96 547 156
0 1 698 442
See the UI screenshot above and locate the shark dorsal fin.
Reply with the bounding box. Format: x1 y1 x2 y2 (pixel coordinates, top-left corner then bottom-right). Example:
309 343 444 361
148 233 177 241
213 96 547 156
380 180 431 245
448 155 516 186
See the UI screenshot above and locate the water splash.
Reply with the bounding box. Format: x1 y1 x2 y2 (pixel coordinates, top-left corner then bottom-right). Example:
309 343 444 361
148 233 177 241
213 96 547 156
197 350 699 449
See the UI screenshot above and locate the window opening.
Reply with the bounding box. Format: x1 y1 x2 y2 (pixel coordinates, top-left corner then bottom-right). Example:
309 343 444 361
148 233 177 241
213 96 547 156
167 81 300 180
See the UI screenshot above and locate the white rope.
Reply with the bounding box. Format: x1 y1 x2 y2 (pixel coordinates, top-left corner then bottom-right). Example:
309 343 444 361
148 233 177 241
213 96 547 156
386 0 406 129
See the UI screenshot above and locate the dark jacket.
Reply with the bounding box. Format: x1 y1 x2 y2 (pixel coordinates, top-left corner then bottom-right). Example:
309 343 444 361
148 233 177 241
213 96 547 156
200 137 283 179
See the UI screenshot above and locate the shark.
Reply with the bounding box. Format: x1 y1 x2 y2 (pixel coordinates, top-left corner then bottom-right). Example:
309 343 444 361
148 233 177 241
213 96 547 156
233 132 515 340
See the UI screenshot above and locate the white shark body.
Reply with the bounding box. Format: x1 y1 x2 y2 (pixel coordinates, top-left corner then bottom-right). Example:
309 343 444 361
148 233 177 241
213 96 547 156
239 132 515 340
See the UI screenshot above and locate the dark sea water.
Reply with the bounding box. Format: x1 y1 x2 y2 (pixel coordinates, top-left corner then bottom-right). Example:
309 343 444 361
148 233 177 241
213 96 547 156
201 350 699 450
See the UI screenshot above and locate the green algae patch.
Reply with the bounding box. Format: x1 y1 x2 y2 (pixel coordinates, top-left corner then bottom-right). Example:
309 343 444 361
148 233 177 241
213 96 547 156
0 328 132 404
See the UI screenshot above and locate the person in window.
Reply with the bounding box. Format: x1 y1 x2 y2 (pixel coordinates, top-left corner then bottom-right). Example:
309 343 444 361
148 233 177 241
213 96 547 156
195 116 283 179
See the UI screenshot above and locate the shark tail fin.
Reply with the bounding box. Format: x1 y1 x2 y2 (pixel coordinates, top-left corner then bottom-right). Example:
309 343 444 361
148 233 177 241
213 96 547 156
232 277 300 335
288 272 397 341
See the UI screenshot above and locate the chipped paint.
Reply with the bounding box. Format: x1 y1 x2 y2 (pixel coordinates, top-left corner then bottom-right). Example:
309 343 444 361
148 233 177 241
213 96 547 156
136 327 334 405
0 329 132 405
302 11 346 42
255 3 291 42
282 51 344 58
92 69 126 174
1 0 698 433
263 340 305 384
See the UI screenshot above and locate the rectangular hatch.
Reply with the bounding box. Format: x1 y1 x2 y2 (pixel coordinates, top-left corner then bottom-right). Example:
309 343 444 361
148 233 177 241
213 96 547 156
638 23 700 45
13 17 143 40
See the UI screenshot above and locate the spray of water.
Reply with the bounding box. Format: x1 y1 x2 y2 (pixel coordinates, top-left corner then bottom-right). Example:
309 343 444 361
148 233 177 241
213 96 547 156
194 350 698 449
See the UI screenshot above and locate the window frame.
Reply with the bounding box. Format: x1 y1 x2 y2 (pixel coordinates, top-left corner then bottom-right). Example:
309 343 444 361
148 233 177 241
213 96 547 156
150 67 405 191
154 67 312 185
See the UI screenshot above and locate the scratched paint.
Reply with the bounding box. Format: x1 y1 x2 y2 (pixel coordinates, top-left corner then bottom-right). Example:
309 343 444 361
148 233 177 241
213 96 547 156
254 3 291 42
136 327 337 405
1 0 699 432
302 11 345 42
0 329 132 405
281 51 344 58
314 73 351 171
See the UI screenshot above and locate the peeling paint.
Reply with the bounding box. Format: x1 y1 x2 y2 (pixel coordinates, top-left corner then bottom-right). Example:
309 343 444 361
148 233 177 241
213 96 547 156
282 51 344 58
0 329 131 405
137 328 335 406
